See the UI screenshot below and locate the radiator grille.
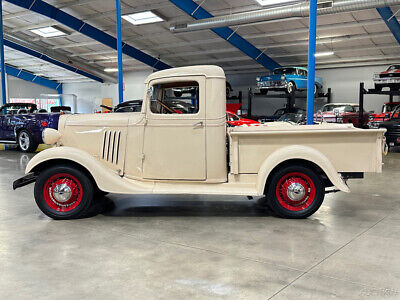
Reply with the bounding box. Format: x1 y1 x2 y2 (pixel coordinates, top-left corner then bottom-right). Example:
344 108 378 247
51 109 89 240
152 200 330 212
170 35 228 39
102 130 121 165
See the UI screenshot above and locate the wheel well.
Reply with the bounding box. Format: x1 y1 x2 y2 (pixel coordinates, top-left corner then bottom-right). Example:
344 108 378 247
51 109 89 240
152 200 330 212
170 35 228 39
264 159 333 193
31 159 99 189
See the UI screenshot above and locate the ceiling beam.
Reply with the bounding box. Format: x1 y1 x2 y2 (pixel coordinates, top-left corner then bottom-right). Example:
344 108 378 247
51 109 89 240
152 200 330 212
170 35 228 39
4 38 104 82
6 65 62 93
377 7 400 45
169 0 280 71
4 0 172 70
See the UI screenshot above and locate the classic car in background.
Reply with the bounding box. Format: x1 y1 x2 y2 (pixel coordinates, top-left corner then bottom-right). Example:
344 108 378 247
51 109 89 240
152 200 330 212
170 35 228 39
277 112 307 125
314 103 370 128
368 102 400 128
379 105 400 148
256 67 323 95
374 65 400 91
0 103 60 152
226 111 260 126
100 100 143 113
258 107 306 123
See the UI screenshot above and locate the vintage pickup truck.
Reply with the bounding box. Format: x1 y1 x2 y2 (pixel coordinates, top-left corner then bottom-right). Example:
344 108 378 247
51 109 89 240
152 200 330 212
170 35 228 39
13 66 386 220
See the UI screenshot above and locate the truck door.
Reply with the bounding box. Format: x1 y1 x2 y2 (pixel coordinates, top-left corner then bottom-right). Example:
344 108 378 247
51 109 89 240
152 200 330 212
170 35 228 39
142 77 206 180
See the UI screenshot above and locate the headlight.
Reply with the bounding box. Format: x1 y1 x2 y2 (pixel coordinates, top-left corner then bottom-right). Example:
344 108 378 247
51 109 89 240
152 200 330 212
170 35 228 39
281 75 285 80
256 77 260 81
42 128 61 145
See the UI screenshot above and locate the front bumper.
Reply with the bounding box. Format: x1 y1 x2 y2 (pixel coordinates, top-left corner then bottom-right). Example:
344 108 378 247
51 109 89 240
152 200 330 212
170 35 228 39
374 78 400 85
13 173 37 190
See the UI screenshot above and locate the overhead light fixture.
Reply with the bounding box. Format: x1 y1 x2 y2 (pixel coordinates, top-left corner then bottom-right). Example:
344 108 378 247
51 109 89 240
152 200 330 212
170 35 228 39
30 26 67 38
255 0 303 7
122 11 164 25
315 51 335 57
104 68 119 72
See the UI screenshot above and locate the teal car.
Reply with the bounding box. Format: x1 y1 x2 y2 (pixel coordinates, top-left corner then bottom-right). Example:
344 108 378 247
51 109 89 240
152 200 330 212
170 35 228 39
256 67 323 95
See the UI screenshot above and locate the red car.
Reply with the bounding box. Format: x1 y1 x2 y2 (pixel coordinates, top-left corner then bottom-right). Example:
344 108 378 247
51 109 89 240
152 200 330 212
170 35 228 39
226 111 260 126
314 103 370 128
368 102 400 128
374 65 400 91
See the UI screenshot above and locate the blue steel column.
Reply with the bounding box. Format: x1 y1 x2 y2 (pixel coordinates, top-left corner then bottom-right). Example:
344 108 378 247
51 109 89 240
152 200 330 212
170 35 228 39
0 0 7 105
116 0 123 104
306 0 317 125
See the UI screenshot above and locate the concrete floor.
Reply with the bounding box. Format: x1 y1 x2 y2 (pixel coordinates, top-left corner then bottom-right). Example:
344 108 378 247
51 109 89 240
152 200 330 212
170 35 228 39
0 150 400 299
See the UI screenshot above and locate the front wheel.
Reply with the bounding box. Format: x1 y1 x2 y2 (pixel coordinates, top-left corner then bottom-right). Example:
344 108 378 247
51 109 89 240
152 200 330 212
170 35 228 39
18 130 38 153
34 165 95 220
266 165 325 219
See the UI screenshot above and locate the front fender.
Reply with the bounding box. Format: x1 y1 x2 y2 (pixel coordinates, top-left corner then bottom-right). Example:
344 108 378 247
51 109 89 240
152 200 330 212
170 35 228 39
256 145 350 195
26 146 154 194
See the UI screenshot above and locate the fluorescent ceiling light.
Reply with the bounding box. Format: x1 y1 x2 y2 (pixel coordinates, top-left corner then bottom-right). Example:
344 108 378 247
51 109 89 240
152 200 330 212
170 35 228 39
30 26 67 38
122 11 164 25
255 0 302 7
315 51 335 57
104 68 119 72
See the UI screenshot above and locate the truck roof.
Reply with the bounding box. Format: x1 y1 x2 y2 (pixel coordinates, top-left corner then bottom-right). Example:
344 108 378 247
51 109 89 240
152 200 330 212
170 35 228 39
145 65 225 83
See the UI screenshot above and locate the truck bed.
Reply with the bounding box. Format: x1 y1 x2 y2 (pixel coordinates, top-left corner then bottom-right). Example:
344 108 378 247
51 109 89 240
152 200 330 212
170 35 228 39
229 123 386 175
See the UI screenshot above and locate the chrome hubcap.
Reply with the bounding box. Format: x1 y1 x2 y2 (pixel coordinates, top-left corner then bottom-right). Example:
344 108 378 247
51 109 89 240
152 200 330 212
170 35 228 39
287 182 306 201
19 132 30 150
52 184 72 203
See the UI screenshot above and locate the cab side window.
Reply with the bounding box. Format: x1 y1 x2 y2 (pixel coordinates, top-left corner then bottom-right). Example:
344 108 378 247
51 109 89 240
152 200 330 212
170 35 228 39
150 81 199 115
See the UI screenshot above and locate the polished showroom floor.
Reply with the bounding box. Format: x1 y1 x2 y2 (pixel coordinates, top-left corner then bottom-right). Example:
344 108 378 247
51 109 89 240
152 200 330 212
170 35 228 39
1 148 399 299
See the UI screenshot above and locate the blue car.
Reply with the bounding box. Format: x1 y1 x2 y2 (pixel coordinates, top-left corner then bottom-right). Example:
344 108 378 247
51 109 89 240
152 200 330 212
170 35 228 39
0 103 61 152
256 66 323 95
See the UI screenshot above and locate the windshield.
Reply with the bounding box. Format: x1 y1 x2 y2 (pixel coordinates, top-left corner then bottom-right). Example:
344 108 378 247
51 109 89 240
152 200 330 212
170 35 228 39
273 68 297 75
387 65 400 71
390 106 400 119
278 113 305 123
322 104 357 113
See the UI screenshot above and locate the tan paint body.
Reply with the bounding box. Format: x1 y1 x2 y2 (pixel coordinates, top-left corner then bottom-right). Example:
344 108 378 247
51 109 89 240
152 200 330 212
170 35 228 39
27 66 386 196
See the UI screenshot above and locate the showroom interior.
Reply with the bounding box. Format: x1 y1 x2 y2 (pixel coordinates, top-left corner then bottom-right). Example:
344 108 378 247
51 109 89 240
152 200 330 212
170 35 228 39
1 0 400 298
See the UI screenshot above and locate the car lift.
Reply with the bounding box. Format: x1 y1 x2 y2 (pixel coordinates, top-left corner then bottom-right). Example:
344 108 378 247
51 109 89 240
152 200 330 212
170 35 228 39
247 88 332 120
359 82 400 127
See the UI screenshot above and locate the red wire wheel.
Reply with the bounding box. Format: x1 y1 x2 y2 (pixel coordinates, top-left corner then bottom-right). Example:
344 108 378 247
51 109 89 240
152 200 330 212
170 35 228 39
42 173 83 212
275 172 316 212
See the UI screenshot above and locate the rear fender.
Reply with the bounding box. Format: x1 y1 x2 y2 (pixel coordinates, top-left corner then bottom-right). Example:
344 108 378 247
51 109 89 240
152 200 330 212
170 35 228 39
26 146 154 194
257 145 350 195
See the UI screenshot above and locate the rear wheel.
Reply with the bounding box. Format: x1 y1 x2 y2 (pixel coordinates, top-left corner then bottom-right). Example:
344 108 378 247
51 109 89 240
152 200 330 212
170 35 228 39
260 89 268 95
266 165 325 218
34 165 95 220
18 130 38 153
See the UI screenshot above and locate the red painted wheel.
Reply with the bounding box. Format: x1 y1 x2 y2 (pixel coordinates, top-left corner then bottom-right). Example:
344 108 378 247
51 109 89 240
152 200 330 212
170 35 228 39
43 173 83 212
275 172 316 212
267 165 325 218
34 165 95 220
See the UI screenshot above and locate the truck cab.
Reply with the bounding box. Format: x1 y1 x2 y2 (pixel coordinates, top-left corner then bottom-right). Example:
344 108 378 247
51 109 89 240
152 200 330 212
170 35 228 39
14 66 386 220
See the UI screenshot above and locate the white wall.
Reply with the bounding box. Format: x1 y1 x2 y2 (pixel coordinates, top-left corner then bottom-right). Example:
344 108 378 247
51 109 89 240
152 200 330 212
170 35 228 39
62 70 152 113
226 64 399 116
7 75 56 100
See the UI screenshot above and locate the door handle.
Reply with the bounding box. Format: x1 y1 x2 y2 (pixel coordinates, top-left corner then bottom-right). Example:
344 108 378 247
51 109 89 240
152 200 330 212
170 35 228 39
193 121 204 128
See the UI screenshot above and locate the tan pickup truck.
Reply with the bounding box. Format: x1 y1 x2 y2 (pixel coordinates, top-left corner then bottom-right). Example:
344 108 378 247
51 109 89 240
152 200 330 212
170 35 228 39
13 66 386 220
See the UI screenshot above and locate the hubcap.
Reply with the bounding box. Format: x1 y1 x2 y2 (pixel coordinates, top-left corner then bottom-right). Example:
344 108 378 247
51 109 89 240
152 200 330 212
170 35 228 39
288 83 293 93
287 182 306 201
43 173 83 212
19 132 30 151
52 183 72 203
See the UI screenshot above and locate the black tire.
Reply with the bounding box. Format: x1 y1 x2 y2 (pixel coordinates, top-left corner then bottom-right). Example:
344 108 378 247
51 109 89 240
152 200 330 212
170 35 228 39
18 130 38 153
286 82 296 95
260 89 268 95
266 165 325 219
374 84 382 92
34 165 95 220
